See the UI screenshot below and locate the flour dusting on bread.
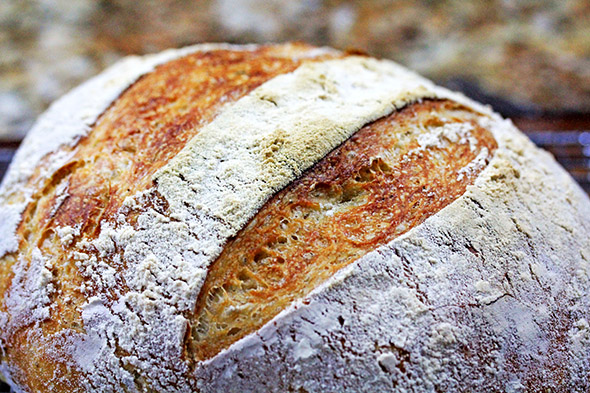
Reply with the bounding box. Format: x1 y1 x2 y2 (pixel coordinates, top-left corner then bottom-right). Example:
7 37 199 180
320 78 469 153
64 54 455 391
0 44 263 258
0 44 588 393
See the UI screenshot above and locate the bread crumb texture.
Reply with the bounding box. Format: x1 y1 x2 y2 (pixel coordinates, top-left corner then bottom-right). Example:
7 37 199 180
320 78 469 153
0 44 588 392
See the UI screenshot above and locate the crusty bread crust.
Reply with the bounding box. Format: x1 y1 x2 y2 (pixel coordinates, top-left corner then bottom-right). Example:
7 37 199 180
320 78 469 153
190 99 497 361
0 42 340 392
0 43 588 393
196 115 590 392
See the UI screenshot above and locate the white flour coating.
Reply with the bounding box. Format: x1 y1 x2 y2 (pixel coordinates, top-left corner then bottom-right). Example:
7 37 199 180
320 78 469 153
56 225 80 247
0 43 268 258
1 44 589 392
62 55 456 392
457 147 490 181
0 43 267 391
195 115 590 392
3 248 54 332
0 208 23 259
154 56 434 235
417 122 477 151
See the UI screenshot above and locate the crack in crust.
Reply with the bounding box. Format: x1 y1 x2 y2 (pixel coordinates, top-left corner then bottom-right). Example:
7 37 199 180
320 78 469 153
187 99 498 361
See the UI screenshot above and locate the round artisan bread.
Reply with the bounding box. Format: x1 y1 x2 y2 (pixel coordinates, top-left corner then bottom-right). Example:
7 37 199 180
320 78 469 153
0 43 589 392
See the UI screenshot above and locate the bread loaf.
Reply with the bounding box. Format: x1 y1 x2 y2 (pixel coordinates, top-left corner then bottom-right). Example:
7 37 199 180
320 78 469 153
0 43 588 392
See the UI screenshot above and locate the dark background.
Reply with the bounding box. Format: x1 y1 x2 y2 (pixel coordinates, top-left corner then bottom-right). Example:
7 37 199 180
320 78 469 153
0 1 589 390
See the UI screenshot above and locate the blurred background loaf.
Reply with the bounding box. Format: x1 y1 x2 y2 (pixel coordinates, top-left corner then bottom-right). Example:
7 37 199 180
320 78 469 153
1 0 589 193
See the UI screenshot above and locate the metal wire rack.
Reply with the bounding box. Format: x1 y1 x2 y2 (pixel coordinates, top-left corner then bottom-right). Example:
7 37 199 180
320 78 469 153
524 130 590 194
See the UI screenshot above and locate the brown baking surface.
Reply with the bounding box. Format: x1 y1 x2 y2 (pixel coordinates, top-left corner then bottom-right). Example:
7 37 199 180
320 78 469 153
187 99 498 361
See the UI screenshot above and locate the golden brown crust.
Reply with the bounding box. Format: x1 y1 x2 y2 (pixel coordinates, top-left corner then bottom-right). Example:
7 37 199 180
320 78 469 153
25 44 336 240
0 44 339 391
187 99 498 361
2 43 587 393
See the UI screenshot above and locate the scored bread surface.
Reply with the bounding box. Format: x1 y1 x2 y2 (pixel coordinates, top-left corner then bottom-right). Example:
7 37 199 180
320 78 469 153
0 43 589 392
190 99 497 361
